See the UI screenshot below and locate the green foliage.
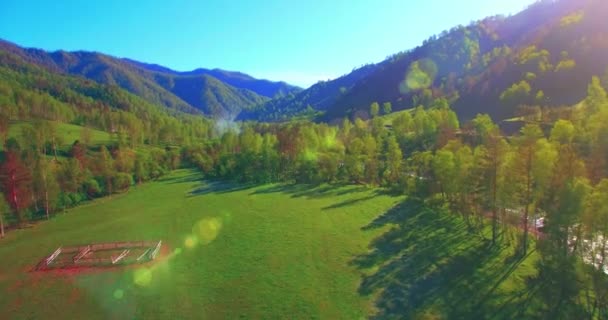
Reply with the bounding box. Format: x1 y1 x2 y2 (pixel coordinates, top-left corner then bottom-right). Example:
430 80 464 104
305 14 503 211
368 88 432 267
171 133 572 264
550 119 575 144
560 11 584 27
382 102 392 115
525 72 537 80
471 113 498 144
83 178 102 198
586 76 608 113
112 172 133 193
555 59 576 72
500 80 532 104
370 102 380 118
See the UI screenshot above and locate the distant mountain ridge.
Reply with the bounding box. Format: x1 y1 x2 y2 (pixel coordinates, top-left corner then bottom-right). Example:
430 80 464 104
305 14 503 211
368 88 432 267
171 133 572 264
0 40 301 117
2 0 607 123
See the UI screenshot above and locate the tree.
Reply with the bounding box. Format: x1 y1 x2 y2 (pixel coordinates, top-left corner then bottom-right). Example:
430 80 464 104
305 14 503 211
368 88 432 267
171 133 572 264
432 149 456 201
0 196 9 238
97 146 115 195
586 76 608 113
383 135 403 186
33 158 59 220
57 158 85 194
1 151 33 225
583 179 608 316
71 141 87 169
471 114 498 145
392 112 413 140
370 102 380 118
134 154 148 184
500 80 532 104
345 138 365 183
483 133 509 245
514 124 544 255
363 135 379 184
536 178 590 317
0 114 9 147
382 102 392 115
550 119 575 145
112 172 133 193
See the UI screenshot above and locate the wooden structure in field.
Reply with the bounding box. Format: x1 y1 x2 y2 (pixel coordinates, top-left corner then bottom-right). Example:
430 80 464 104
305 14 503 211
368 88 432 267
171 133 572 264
35 240 162 271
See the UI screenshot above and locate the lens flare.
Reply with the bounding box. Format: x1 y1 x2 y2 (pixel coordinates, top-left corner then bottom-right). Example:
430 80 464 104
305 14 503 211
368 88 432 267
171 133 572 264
193 217 223 245
134 268 152 287
184 235 198 248
222 211 232 224
113 289 124 299
302 149 318 161
399 58 438 94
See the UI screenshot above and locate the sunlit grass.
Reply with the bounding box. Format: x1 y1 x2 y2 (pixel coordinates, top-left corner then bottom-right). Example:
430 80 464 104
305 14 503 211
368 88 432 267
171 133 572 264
0 170 538 318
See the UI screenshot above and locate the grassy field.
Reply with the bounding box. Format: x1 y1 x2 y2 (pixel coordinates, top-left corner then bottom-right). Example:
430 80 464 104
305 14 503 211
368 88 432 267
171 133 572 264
2 121 113 152
0 169 539 319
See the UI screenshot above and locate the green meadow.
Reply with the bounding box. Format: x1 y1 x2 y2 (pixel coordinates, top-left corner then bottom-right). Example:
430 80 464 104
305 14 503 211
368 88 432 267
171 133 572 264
0 169 538 319
2 121 113 152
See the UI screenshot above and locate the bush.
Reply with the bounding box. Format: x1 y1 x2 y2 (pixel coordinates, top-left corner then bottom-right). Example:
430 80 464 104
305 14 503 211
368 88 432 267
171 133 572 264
84 179 102 198
112 173 133 193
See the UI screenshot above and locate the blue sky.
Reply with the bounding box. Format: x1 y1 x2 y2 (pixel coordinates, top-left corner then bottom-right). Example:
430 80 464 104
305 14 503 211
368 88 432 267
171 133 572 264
0 0 532 88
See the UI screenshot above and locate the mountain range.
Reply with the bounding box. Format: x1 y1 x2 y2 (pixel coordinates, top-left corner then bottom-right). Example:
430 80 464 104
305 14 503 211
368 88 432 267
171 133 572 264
1 0 607 124
0 40 301 117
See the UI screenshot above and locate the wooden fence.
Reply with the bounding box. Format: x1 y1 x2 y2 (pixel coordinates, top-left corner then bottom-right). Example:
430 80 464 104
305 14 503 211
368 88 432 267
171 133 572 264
35 240 162 271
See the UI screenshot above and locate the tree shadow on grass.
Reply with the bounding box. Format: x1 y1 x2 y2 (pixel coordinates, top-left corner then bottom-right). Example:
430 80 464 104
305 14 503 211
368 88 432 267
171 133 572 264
159 172 203 185
249 183 373 200
188 181 258 196
185 178 378 205
322 194 382 210
353 198 540 319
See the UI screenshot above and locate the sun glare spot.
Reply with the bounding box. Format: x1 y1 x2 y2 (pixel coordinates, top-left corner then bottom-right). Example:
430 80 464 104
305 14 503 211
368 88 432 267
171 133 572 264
184 235 198 248
134 268 153 287
302 149 318 161
113 289 124 299
193 217 223 245
399 58 438 94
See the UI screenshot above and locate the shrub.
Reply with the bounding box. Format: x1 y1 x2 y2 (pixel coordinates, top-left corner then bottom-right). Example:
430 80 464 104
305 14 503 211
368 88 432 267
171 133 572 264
84 179 102 198
113 173 133 193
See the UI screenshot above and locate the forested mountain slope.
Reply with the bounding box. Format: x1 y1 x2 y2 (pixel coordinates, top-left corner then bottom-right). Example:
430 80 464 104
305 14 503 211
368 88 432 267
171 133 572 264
0 40 299 117
0 48 212 144
253 0 608 123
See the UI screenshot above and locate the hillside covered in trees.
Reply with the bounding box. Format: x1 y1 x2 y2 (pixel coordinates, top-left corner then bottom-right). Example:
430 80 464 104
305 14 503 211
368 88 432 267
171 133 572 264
249 0 608 123
0 40 301 117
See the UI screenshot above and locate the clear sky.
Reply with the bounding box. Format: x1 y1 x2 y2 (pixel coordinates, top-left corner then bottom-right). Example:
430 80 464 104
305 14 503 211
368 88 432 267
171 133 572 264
0 0 532 88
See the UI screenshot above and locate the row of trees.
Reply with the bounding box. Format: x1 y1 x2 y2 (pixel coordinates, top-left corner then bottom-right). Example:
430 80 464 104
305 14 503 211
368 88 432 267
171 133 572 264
0 118 188 238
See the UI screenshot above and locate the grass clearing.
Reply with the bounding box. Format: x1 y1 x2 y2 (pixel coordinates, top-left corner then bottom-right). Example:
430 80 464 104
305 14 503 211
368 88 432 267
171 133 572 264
2 121 113 152
0 169 538 319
